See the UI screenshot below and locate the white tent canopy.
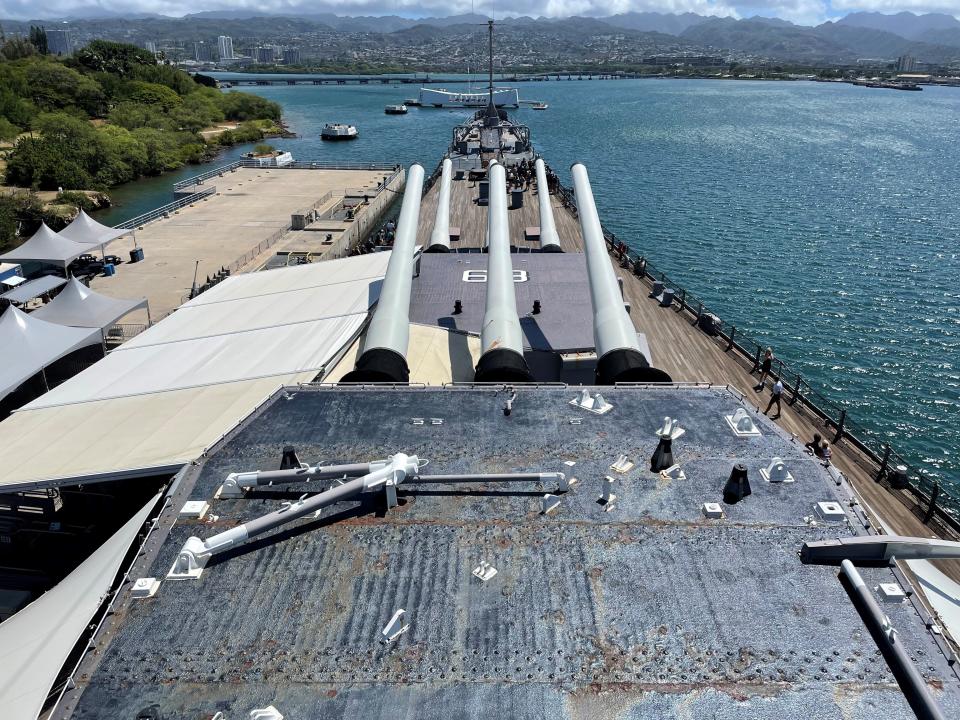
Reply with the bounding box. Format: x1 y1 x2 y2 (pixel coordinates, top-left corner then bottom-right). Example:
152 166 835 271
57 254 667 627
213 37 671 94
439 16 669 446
0 275 67 304
30 278 148 330
0 223 98 269
58 209 129 247
0 306 102 403
0 492 159 720
0 251 393 490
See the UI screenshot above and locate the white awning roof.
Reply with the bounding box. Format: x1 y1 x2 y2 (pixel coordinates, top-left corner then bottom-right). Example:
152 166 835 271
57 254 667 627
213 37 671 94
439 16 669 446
0 275 25 287
0 223 97 269
57 209 129 247
0 275 66 303
30 278 147 330
0 306 103 403
0 492 160 720
0 252 392 490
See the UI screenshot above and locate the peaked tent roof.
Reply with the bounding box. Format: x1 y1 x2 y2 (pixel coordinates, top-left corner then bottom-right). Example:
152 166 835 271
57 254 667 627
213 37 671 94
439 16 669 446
0 251 393 491
0 492 160 720
0 305 102 403
31 278 147 330
0 223 97 269
0 275 67 304
58 209 129 246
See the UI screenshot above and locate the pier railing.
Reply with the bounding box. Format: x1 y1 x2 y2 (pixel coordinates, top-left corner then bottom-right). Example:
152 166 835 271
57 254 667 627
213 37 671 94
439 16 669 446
172 160 403 191
116 187 217 229
554 180 960 534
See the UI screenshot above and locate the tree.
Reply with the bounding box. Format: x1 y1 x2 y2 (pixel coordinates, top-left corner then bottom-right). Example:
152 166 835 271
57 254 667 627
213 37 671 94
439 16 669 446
253 143 275 155
74 40 156 76
1 38 37 61
29 26 48 55
0 117 19 141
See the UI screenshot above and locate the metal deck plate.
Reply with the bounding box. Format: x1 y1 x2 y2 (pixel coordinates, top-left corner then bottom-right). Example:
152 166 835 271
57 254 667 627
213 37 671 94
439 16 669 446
65 387 960 719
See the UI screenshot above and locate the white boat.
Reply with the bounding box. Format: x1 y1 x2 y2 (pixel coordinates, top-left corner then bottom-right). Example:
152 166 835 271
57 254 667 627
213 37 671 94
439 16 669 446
531 102 548 110
417 87 520 108
385 104 408 115
320 123 359 141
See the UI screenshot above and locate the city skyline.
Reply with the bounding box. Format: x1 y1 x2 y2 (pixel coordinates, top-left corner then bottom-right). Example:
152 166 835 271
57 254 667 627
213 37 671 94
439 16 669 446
1 2 959 28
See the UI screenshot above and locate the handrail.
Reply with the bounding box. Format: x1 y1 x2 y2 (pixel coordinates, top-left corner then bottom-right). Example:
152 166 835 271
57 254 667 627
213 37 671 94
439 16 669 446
554 173 960 532
172 160 402 191
172 161 242 190
116 187 216 229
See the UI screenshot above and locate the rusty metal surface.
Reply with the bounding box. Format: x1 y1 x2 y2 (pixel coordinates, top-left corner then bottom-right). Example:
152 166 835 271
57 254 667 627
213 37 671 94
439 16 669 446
66 386 960 719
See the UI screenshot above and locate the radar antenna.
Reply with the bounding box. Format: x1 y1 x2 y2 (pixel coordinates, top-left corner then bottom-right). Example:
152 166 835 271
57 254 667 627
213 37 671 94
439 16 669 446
486 19 497 122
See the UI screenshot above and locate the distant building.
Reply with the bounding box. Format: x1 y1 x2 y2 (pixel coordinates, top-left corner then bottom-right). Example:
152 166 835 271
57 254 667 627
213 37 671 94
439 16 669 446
194 42 213 62
144 40 157 54
218 35 234 60
46 29 73 56
282 47 301 65
897 55 917 72
255 46 275 64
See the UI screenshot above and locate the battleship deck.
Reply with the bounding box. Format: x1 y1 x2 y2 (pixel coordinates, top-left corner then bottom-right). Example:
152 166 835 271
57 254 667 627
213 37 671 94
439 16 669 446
59 386 960 719
414 173 960 583
91 167 395 318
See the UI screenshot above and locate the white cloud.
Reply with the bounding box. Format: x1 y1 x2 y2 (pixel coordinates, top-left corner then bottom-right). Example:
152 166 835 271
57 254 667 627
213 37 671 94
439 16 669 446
829 0 960 15
0 0 955 23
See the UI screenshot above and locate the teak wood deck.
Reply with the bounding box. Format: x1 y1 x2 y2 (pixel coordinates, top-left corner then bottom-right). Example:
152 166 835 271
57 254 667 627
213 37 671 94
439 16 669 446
415 173 960 584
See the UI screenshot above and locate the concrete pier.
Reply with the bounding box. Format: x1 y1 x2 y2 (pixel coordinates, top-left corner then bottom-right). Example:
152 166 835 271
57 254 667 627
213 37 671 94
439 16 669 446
92 166 401 318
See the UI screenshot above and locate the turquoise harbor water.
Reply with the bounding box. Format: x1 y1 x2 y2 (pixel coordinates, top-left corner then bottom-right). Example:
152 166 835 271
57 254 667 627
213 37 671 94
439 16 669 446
100 78 960 491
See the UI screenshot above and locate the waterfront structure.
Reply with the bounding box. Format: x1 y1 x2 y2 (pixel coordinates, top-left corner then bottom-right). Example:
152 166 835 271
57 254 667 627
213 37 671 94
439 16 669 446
418 86 519 108
898 55 917 72
46 29 73 56
217 35 234 60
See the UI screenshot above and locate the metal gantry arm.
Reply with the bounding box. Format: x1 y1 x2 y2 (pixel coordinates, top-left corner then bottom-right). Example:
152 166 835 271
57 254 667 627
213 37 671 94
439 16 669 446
170 453 422 579
802 535 960 565
172 457 568 579
219 461 387 498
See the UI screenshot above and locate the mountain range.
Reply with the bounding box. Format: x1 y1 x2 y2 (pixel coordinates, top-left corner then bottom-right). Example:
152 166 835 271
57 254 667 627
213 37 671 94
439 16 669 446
3 11 960 65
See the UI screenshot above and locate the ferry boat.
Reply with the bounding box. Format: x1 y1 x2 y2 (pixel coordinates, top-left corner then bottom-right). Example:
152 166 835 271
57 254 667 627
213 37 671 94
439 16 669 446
5 19 960 720
384 104 408 115
320 123 359 140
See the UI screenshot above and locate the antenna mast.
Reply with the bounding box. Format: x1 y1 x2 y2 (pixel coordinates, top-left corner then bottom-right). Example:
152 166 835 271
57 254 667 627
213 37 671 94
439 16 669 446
486 19 496 120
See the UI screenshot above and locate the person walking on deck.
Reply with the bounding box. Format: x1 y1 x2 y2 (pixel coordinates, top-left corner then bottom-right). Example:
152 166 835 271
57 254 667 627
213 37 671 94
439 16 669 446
755 347 774 391
764 379 783 419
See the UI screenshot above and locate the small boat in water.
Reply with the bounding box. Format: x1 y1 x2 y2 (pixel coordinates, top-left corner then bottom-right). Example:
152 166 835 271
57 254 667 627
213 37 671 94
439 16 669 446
531 102 548 110
385 104 408 115
321 123 359 141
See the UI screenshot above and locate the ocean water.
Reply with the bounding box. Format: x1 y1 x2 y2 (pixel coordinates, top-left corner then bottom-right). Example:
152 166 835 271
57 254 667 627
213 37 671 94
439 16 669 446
99 78 960 490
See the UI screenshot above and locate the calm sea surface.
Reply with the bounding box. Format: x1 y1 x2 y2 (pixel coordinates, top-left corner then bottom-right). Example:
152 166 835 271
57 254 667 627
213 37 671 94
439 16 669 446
100 78 960 491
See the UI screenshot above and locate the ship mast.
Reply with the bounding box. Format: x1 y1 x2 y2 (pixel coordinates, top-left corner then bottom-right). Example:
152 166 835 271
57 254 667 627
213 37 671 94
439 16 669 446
486 19 497 121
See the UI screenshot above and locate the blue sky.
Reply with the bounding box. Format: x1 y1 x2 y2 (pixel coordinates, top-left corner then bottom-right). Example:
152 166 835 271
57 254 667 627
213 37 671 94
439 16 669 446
0 0 958 27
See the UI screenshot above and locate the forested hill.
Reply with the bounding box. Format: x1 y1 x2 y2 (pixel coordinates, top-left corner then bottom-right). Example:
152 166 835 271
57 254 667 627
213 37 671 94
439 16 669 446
0 38 282 251
0 39 280 191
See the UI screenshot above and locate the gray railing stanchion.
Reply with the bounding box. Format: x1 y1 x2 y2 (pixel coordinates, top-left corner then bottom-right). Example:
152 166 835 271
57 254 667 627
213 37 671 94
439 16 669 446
924 483 941 525
790 374 802 406
695 302 703 326
877 444 891 482
726 326 736 351
833 409 846 444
